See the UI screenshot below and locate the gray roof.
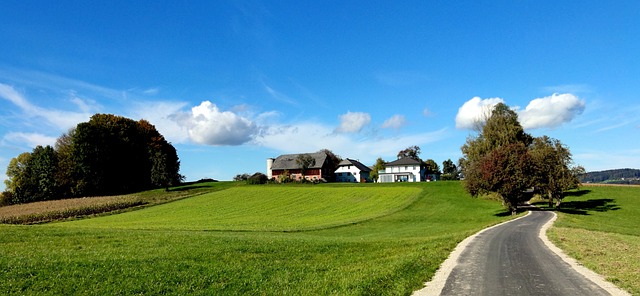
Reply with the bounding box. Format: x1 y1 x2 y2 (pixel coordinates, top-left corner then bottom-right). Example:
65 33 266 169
338 158 372 172
385 157 422 166
271 152 329 170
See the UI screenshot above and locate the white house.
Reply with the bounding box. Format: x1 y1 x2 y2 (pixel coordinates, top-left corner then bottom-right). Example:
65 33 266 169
334 158 372 183
377 157 425 183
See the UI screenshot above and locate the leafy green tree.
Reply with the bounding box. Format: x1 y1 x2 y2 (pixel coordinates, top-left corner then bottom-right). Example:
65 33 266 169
530 136 581 208
442 159 459 180
397 145 421 160
296 153 315 181
424 159 440 174
4 152 32 204
461 103 534 215
370 157 386 182
3 146 59 204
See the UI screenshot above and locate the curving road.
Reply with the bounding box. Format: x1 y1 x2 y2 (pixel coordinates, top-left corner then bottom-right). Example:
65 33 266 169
416 210 624 296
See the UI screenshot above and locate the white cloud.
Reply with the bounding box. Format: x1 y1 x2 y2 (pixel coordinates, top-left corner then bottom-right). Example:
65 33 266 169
455 97 504 129
335 111 371 133
174 101 258 146
3 132 57 148
381 114 406 129
518 93 585 130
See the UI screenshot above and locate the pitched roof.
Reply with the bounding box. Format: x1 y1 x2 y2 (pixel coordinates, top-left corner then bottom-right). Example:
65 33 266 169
337 158 372 172
271 152 329 170
385 157 422 166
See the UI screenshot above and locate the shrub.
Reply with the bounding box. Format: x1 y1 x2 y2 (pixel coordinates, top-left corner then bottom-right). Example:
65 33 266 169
247 172 268 185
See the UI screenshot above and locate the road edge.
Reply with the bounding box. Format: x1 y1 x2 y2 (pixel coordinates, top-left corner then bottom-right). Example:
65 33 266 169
539 211 631 296
412 211 532 296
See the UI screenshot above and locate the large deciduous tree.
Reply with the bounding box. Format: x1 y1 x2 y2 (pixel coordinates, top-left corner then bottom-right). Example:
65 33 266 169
3 114 182 203
530 136 582 208
461 103 534 215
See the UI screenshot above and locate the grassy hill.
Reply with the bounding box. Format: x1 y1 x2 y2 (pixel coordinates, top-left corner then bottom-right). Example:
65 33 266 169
0 182 512 295
1 182 637 295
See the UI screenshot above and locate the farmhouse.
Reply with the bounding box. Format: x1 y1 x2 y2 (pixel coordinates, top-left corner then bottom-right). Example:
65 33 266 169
334 158 372 183
267 152 334 182
377 157 425 183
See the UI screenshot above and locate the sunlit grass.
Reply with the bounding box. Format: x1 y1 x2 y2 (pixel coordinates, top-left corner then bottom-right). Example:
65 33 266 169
547 185 640 295
0 182 513 295
61 186 422 231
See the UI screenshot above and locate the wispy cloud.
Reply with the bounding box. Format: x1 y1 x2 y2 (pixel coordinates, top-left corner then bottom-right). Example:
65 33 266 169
0 83 93 130
263 83 298 105
2 132 57 148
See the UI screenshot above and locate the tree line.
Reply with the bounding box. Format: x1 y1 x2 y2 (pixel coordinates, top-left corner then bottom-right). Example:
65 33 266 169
2 114 183 205
461 103 584 215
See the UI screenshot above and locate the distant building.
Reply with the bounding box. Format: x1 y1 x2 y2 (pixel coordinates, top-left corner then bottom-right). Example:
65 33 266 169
335 158 372 183
377 157 425 183
267 152 334 182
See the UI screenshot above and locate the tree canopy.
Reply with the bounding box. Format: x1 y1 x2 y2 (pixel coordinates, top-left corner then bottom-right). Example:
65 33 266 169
3 114 182 204
461 103 582 214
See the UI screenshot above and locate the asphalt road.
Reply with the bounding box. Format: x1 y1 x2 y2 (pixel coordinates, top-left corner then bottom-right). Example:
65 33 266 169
439 210 610 296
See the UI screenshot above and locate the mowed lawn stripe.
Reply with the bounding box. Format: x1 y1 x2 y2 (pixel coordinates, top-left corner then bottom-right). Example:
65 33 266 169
58 186 421 231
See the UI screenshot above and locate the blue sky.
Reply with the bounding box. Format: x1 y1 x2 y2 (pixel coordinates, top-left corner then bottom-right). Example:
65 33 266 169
1 1 639 189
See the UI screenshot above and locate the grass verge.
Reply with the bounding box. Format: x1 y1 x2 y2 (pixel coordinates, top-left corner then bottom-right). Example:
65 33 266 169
546 185 640 295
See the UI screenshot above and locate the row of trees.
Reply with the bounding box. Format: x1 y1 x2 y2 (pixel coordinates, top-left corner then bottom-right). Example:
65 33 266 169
3 114 183 205
461 103 583 215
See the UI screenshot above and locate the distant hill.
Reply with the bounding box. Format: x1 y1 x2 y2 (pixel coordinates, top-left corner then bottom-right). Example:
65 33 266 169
581 168 640 184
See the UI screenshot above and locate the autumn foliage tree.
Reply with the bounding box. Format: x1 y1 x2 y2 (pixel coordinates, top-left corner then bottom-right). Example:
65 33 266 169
461 103 534 215
461 103 581 214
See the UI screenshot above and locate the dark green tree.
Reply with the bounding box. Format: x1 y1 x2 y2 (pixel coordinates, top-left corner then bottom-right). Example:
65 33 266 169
424 159 440 174
442 159 459 180
397 145 421 160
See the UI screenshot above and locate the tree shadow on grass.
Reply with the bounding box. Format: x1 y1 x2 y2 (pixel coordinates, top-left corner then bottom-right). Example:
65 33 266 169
563 189 592 197
556 198 620 215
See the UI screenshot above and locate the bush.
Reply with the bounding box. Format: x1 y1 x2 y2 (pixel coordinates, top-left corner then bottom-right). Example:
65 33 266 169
247 172 268 185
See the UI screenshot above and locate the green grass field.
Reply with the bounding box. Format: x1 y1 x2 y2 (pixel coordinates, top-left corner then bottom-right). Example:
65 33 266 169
546 185 640 295
0 182 512 295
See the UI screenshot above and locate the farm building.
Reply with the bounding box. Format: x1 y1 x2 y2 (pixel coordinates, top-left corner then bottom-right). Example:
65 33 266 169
377 157 425 183
267 152 334 182
334 158 372 183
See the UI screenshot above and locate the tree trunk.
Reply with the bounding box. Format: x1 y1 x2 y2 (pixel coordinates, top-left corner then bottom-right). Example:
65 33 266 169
548 190 553 208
